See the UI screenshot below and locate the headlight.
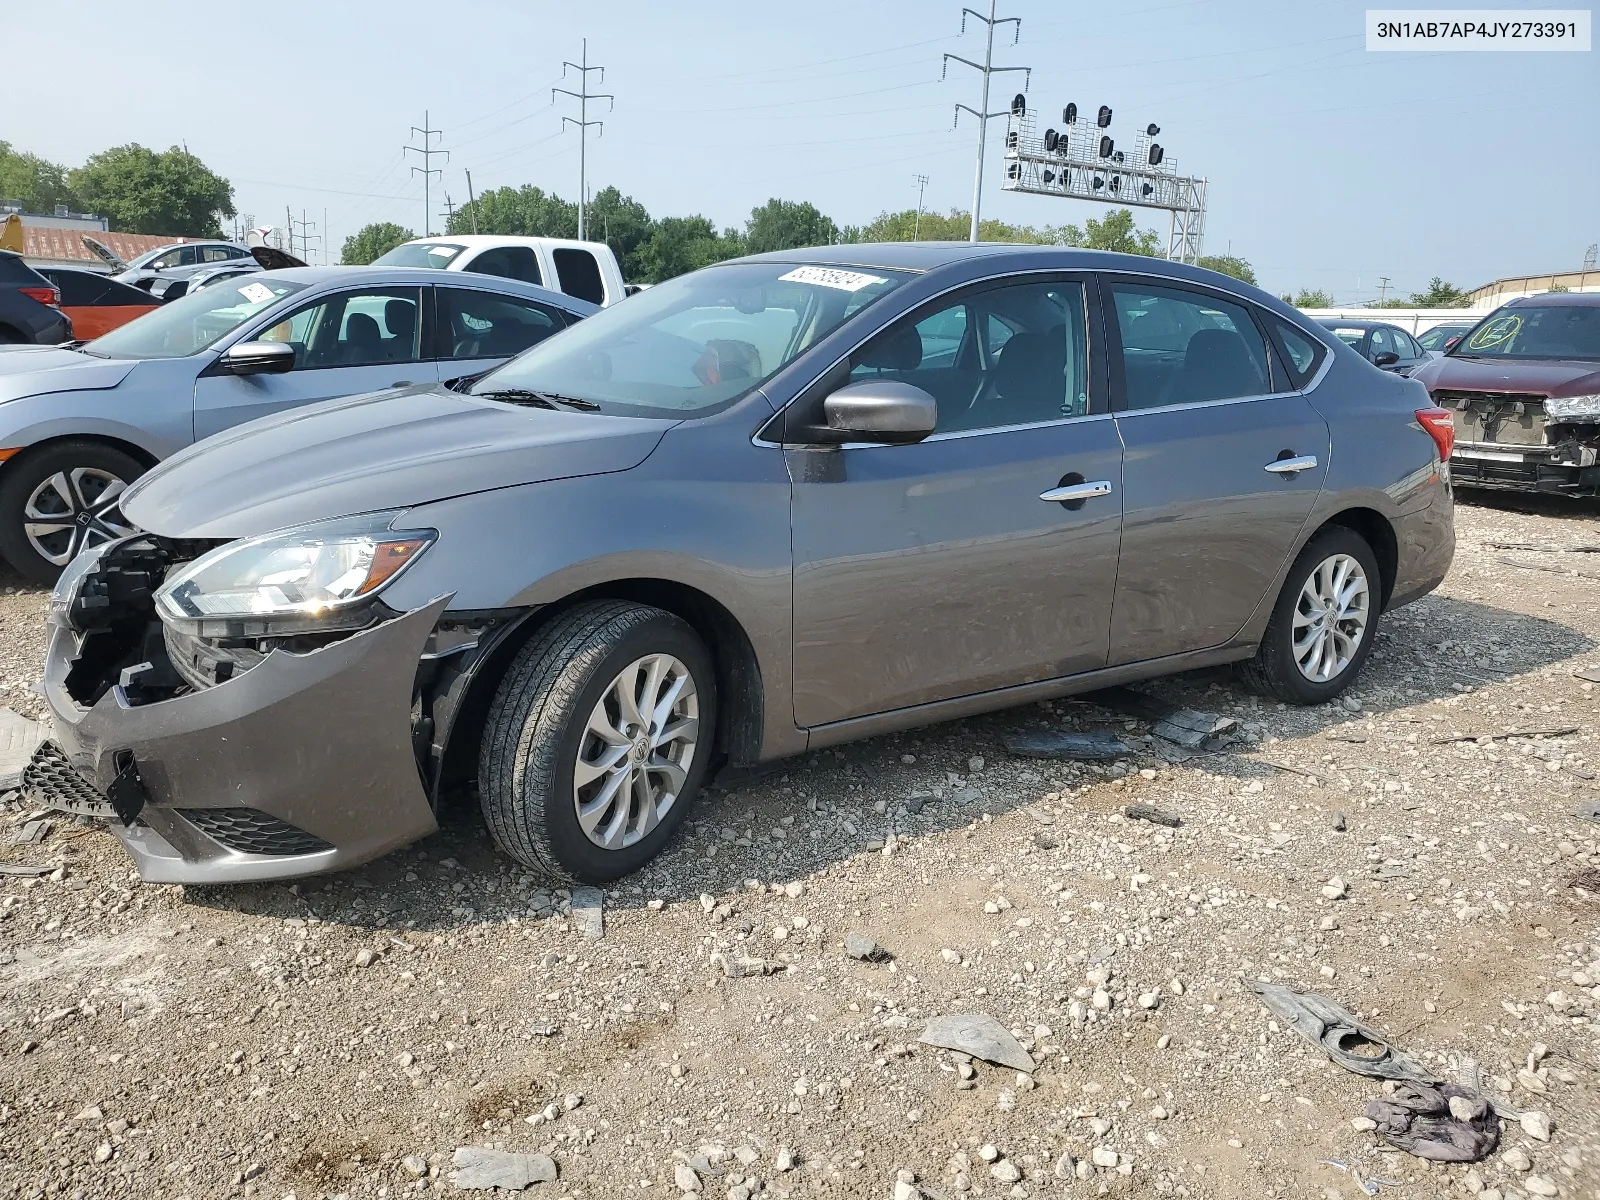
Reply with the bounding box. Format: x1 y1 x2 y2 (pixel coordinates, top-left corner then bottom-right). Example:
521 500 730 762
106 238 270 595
1545 394 1600 421
155 512 434 635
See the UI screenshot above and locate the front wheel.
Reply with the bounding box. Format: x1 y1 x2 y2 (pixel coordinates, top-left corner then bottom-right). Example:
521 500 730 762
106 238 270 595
1236 527 1381 705
478 601 716 883
0 440 144 586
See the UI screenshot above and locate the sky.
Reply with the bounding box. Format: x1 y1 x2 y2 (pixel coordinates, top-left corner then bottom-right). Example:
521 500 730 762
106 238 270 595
9 0 1597 303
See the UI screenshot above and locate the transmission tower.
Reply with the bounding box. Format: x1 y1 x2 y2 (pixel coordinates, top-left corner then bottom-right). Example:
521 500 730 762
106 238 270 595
289 210 320 262
1586 243 1598 271
942 1 1030 243
405 112 448 237
554 39 613 241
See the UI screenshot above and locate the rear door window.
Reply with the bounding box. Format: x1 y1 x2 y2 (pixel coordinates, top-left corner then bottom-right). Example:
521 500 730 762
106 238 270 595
553 248 605 305
438 287 567 359
1108 281 1271 410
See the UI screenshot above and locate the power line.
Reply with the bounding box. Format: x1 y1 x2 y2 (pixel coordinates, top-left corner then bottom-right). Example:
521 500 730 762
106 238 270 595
405 111 448 237
553 39 613 241
942 1 1030 243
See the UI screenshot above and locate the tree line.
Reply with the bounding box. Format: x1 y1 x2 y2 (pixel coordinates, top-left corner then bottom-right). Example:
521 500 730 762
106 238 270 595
1284 278 1470 309
0 140 234 237
341 185 1261 286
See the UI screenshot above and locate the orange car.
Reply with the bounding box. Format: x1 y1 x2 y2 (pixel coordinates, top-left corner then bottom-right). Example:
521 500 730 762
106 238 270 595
37 268 160 340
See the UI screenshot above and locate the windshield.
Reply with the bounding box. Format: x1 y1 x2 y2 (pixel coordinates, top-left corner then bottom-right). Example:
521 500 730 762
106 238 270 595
1417 325 1467 351
1453 305 1600 361
470 261 911 417
372 241 467 269
83 276 306 359
124 246 173 270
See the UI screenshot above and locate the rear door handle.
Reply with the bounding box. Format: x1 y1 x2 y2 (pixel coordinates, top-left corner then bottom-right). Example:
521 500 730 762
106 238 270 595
1264 455 1318 475
1039 480 1113 503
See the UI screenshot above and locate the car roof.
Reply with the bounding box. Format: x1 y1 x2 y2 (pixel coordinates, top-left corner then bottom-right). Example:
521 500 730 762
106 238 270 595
1505 291 1600 308
1317 319 1402 331
396 234 605 253
250 265 597 312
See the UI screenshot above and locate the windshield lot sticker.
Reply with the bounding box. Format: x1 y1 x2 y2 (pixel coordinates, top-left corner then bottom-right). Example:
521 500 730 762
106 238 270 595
778 266 888 292
239 282 276 305
1466 314 1521 351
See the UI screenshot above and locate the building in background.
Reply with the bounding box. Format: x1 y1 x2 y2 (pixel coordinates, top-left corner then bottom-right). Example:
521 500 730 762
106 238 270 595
0 201 188 270
1465 269 1600 311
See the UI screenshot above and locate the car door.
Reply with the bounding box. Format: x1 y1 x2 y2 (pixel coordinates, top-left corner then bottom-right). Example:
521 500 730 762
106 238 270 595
787 274 1124 727
192 284 435 440
1104 276 1329 664
434 285 574 383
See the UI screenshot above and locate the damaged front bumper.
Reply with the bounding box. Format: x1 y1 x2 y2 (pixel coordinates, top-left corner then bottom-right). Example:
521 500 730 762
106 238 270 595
28 580 451 885
1439 391 1600 495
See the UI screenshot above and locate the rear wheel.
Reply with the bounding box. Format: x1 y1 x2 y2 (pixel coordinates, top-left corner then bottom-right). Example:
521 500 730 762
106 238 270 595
0 440 143 586
1236 526 1381 705
478 601 716 883
0 327 23 345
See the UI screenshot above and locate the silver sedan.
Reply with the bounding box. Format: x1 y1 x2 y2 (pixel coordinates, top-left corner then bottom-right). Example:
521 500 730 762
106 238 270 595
0 267 596 582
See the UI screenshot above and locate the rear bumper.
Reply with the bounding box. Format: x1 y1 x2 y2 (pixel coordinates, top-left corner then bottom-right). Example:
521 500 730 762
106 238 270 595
28 596 449 884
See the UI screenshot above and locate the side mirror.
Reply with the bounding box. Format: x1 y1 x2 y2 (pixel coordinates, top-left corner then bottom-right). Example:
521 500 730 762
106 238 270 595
220 340 295 376
1372 350 1400 367
820 380 937 444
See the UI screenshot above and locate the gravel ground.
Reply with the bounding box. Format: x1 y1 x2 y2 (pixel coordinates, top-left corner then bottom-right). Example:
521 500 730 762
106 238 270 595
0 495 1597 1200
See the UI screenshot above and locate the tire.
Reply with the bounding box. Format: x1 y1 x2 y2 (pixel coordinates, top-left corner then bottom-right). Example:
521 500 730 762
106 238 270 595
0 440 145 586
0 327 24 345
1236 526 1382 706
478 601 717 883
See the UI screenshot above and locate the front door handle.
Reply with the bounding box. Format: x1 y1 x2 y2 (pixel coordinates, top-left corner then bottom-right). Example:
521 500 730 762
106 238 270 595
1264 454 1318 475
1039 480 1113 503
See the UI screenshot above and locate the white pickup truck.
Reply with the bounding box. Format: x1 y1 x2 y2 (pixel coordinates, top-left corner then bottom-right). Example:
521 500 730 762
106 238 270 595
372 235 628 306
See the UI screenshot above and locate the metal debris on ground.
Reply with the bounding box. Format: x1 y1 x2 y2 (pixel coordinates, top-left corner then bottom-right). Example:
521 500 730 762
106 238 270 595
919 1013 1036 1072
1574 665 1600 683
1086 687 1240 751
1123 802 1182 828
0 862 54 877
451 1147 559 1189
1429 725 1578 744
7 817 50 845
569 886 604 939
1249 982 1435 1082
1363 1082 1500 1162
0 709 46 791
1003 729 1134 761
1254 758 1325 782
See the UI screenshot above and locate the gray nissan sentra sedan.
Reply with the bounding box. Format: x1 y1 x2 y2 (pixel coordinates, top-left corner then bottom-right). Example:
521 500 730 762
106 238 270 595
25 244 1456 885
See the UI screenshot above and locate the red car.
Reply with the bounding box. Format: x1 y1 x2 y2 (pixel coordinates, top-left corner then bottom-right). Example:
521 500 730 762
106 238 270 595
1411 292 1600 495
36 267 161 340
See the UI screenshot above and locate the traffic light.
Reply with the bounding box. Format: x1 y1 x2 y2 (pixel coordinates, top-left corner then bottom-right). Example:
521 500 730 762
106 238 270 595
1097 105 1112 128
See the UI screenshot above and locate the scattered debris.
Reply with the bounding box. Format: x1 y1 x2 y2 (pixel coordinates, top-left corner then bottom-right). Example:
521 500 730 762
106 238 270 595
1331 812 1349 832
1571 867 1600 897
528 1021 559 1038
1429 725 1578 744
1087 687 1240 751
7 817 50 845
0 708 45 790
711 952 778 978
1003 729 1133 761
1253 758 1324 783
451 1147 558 1189
0 861 54 877
1249 982 1435 1082
569 886 604 939
919 1013 1035 1072
1325 729 1369 743
1574 665 1600 683
1363 1082 1500 1162
1497 553 1600 581
1123 802 1182 828
1577 800 1600 822
844 932 880 961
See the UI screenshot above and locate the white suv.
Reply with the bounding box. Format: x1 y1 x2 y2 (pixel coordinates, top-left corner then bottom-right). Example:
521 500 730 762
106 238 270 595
372 235 627 306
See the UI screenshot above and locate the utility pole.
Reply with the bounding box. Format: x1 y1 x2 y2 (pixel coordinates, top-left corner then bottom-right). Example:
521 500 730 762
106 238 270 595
440 193 456 234
290 210 320 262
1378 275 1391 305
554 39 613 241
285 206 294 256
464 171 480 235
943 1 1029 243
405 111 448 237
912 174 929 240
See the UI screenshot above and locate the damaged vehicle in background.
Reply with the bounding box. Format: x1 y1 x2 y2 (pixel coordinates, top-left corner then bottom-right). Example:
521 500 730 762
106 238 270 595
1411 292 1600 495
24 244 1455 887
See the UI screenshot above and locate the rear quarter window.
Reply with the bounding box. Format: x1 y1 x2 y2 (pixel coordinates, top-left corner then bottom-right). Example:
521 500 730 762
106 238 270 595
1269 317 1327 388
553 248 605 305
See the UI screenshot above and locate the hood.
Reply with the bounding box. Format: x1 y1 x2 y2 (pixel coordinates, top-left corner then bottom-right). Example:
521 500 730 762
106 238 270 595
81 235 128 271
1412 355 1600 397
121 384 676 539
250 245 307 270
0 346 138 401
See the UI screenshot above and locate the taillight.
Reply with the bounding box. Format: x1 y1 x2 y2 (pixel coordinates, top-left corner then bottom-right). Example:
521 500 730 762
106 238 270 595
19 285 60 307
1416 407 1454 462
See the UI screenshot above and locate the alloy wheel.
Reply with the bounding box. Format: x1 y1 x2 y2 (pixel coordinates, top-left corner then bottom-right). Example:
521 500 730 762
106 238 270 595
1292 552 1370 683
23 468 137 568
572 653 700 850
